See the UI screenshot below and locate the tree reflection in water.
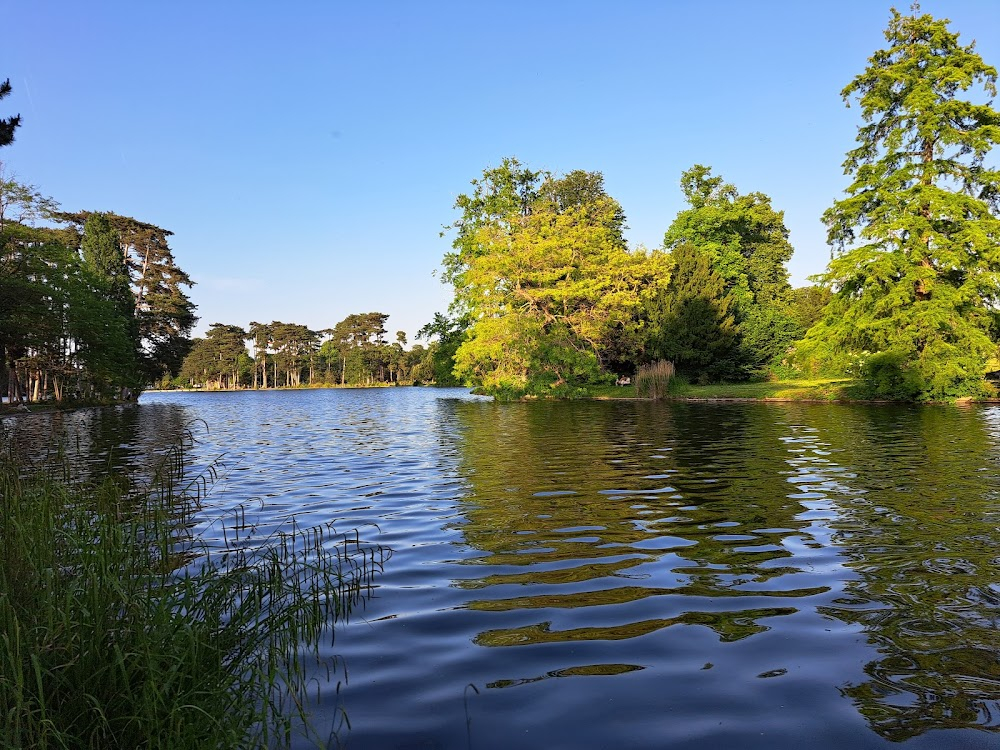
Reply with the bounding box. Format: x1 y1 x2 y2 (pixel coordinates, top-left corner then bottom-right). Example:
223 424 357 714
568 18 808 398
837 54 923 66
447 398 1000 743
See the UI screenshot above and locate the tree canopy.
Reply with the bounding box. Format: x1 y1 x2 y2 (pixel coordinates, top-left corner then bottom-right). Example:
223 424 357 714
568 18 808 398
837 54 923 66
802 4 1000 399
0 78 20 147
443 159 670 396
662 165 797 377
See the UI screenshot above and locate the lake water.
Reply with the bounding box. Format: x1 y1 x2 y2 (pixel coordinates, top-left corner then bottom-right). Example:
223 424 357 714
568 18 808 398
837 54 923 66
4 388 1000 749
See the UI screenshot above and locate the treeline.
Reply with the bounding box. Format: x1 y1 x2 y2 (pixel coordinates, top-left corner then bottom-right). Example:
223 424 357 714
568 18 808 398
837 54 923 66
430 6 1000 401
175 312 441 389
0 90 196 404
429 160 830 398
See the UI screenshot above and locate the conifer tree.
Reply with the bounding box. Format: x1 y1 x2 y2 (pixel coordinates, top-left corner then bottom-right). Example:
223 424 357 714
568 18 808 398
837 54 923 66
663 165 796 376
646 243 737 382
0 78 20 147
809 4 1000 398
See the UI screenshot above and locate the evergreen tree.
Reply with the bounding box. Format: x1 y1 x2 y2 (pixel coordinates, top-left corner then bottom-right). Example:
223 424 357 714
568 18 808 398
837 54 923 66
80 213 140 393
646 243 737 382
0 78 20 147
809 4 1000 399
57 211 197 381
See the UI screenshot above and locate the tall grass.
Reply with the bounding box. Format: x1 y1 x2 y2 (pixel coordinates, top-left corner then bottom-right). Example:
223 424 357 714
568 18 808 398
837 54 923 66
0 443 386 749
635 360 675 400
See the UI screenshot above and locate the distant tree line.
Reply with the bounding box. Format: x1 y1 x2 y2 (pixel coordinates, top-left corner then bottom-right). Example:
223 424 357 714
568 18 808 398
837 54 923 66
429 5 1000 401
176 312 439 389
0 87 196 404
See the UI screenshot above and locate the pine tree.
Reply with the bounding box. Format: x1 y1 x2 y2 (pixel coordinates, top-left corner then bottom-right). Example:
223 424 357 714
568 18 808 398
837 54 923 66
0 78 21 147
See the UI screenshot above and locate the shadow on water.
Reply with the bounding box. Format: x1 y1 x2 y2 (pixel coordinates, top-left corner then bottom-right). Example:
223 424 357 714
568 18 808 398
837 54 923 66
1 403 194 482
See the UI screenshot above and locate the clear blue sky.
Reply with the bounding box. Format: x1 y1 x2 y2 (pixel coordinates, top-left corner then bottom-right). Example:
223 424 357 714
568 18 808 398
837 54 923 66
2 1 997 341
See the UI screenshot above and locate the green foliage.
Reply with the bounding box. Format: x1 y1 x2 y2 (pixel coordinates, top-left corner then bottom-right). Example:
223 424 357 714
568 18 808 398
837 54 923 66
80 212 141 393
58 211 198 382
0 77 20 147
0 446 385 749
737 303 801 376
645 243 738 382
179 323 249 389
662 165 796 377
417 312 467 386
1 173 198 402
854 351 923 400
444 159 670 396
788 285 833 332
813 5 1000 400
321 312 391 385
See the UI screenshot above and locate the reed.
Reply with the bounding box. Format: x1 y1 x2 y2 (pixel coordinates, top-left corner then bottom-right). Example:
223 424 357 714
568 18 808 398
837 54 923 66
635 360 676 400
0 443 385 749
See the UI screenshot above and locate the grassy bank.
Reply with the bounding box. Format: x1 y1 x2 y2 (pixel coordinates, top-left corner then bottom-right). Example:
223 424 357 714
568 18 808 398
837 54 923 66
0 446 385 749
526 378 857 401
665 377 858 401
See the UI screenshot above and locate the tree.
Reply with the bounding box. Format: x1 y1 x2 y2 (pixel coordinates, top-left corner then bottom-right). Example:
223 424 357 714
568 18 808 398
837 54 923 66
268 322 319 387
319 313 390 385
0 173 69 402
56 211 197 381
0 78 21 147
663 165 796 376
788 285 833 333
645 243 738 382
417 312 467 386
248 321 271 388
444 160 670 395
80 213 140 395
808 5 1000 399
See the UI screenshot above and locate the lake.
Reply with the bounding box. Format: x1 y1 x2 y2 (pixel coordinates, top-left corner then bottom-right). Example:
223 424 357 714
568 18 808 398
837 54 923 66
4 388 1000 749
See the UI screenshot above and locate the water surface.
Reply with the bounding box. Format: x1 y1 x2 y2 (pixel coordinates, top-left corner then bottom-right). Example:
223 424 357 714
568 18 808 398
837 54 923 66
4 389 999 749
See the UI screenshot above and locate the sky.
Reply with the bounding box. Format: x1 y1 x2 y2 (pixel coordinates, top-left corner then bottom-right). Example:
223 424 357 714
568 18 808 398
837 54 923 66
2 1 998 342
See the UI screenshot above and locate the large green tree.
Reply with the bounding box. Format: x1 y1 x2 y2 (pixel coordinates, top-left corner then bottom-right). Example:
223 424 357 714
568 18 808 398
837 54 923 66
416 312 467 386
663 165 796 376
806 5 1000 399
57 211 197 381
445 160 669 396
320 312 390 385
179 324 249 389
80 213 140 394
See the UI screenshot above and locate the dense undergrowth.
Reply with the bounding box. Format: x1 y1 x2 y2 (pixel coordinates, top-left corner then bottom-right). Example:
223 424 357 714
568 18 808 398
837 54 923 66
0 441 386 749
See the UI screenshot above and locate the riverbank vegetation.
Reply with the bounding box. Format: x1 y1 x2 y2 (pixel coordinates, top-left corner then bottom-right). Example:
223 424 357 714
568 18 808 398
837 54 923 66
0 445 385 748
429 6 1000 402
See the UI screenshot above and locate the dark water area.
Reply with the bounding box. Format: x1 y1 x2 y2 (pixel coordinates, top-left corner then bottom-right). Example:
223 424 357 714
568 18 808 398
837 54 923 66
4 388 1000 749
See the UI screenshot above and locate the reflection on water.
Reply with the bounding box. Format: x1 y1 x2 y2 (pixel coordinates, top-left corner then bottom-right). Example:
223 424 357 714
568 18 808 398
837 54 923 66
811 407 1000 740
3 391 999 748
1 403 193 482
